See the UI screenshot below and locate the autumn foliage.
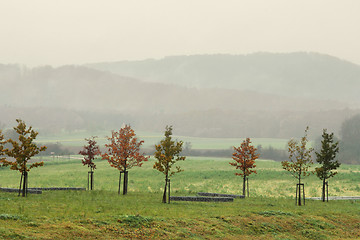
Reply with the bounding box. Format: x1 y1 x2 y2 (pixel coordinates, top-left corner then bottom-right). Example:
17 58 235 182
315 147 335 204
102 125 149 194
230 138 259 196
79 136 101 190
1 119 47 172
0 119 46 197
282 126 313 205
153 126 186 203
281 127 314 181
79 136 101 171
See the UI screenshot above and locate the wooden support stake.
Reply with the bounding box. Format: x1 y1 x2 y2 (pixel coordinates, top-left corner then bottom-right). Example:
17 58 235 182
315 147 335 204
246 177 249 197
18 172 23 197
296 184 305 206
118 171 122 195
326 181 329 202
168 179 171 204
123 171 128 195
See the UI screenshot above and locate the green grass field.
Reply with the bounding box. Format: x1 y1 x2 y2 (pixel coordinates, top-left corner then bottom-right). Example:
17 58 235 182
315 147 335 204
1 157 359 239
35 130 289 150
1 157 359 197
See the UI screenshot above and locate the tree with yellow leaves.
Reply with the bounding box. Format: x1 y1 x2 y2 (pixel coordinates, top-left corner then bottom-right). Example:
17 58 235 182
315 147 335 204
1 119 47 197
153 126 186 203
282 126 314 206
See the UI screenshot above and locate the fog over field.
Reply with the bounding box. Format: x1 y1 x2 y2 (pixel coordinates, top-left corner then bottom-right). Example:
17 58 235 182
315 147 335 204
1 1 360 139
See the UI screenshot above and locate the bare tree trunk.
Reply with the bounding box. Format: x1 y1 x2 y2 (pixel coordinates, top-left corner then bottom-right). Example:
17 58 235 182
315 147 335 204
162 175 168 203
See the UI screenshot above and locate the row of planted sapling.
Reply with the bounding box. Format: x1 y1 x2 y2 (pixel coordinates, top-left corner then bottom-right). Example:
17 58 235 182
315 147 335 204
0 119 341 205
237 127 341 205
281 127 340 205
79 125 341 205
79 125 184 203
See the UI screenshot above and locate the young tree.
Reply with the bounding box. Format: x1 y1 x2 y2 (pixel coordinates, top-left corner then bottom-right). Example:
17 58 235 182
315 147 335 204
79 136 101 190
101 125 149 195
0 119 47 197
282 126 313 206
315 129 340 202
230 138 259 197
153 126 186 203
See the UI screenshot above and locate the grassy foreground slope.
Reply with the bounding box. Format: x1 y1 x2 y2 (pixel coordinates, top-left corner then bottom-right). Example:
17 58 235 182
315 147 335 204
1 191 359 240
0 157 359 239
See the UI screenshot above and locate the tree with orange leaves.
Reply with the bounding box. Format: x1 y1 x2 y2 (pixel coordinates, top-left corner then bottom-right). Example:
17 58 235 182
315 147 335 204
101 125 149 195
0 119 47 197
79 136 101 190
230 138 259 197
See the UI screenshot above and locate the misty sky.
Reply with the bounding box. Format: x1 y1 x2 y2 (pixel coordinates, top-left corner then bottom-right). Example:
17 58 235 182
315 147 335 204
1 0 360 67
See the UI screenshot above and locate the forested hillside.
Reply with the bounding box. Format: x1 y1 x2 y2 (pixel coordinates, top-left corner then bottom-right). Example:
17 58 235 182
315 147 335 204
1 53 360 138
87 52 360 104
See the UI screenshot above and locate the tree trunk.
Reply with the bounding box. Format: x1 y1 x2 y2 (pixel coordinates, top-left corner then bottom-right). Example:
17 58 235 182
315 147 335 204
123 170 128 195
162 175 168 203
242 175 246 197
90 169 94 190
22 171 28 197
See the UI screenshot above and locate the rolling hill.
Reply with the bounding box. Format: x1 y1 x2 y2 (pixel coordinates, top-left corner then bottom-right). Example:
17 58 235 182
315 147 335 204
1 52 360 138
87 52 360 105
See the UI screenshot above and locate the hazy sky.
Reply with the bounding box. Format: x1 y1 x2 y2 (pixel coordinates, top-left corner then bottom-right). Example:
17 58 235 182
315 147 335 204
1 0 360 67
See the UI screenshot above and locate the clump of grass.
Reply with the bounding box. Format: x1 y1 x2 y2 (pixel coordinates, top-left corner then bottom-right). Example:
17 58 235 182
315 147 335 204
301 229 327 240
117 214 153 228
0 214 22 220
257 210 295 217
305 218 336 230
